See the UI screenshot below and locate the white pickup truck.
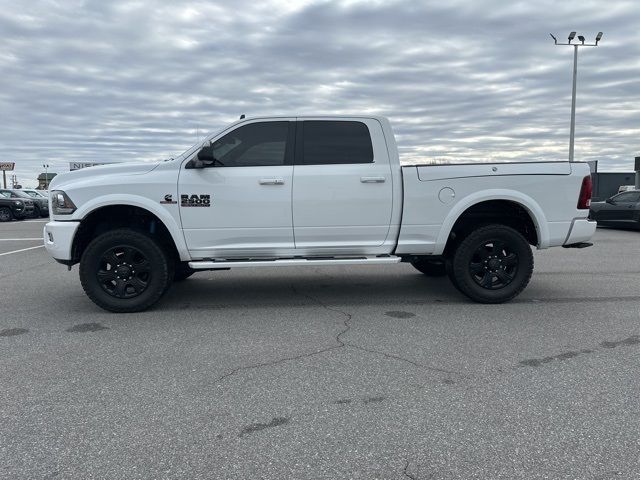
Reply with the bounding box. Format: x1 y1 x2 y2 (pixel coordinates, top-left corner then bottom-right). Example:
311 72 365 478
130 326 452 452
44 116 596 312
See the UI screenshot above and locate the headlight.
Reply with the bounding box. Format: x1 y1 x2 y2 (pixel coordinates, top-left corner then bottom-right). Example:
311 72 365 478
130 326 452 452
14 200 23 206
51 190 77 215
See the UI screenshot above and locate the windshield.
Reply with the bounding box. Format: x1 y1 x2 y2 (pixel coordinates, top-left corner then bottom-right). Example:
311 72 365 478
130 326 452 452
2 190 31 199
24 191 40 198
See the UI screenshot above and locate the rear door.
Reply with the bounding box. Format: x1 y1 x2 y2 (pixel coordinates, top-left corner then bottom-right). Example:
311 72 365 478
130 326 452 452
292 119 393 252
179 119 296 258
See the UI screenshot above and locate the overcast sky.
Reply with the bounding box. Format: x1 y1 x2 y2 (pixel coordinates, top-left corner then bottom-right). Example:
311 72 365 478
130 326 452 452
1 0 639 187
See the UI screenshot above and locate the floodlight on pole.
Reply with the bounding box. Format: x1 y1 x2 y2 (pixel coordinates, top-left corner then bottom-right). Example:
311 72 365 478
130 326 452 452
550 31 603 162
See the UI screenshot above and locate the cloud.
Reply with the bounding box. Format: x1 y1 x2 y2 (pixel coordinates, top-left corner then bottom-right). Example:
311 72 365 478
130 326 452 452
0 0 638 187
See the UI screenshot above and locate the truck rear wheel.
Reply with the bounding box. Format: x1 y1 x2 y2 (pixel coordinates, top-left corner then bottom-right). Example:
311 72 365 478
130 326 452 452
449 224 533 304
79 228 171 313
411 258 447 277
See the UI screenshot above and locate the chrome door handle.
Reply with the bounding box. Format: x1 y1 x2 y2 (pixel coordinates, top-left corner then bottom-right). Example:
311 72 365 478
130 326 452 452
360 176 386 183
259 178 285 185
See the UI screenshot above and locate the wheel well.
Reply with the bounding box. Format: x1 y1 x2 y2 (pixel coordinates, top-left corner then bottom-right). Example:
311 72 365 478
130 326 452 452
444 200 538 256
71 205 179 265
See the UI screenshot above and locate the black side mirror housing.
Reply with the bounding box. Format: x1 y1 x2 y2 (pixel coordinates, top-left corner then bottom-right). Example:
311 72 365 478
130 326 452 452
186 144 216 169
197 145 215 162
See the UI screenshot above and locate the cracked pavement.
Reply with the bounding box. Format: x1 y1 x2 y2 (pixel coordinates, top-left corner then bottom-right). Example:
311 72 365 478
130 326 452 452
1 225 640 479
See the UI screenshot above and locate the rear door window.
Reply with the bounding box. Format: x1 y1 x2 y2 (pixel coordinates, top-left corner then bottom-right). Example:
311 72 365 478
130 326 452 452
298 121 374 165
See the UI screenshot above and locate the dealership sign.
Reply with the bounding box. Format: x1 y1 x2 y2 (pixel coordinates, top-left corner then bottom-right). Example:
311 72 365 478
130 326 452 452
69 161 118 171
0 162 15 171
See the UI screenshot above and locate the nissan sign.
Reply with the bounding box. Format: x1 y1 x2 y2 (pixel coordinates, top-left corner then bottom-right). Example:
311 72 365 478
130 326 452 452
69 161 118 171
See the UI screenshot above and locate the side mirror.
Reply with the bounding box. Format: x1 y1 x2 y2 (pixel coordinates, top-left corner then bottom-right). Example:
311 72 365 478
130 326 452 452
186 143 216 169
606 197 615 204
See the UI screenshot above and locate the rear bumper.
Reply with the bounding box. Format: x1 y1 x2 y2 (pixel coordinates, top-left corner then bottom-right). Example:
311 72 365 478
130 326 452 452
44 221 80 261
563 218 597 246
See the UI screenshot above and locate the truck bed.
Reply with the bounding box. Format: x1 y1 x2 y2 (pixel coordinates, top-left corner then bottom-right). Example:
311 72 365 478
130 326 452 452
396 161 592 255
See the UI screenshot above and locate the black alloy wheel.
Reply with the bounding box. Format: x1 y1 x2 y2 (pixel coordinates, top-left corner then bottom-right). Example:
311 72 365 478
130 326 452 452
468 239 518 290
97 245 151 299
449 224 533 304
80 229 171 313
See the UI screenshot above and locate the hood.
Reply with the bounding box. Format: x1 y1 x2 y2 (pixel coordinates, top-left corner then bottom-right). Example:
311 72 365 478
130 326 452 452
50 161 160 190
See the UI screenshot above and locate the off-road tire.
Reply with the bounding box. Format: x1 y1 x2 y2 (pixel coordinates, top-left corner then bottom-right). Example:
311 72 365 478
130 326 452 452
0 207 13 222
411 258 447 277
450 224 533 304
79 228 171 313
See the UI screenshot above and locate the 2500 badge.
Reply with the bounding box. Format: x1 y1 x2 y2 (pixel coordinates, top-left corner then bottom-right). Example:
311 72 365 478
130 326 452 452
181 194 211 207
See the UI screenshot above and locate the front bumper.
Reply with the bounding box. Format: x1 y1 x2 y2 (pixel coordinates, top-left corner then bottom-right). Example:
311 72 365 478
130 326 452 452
44 221 80 261
563 218 597 246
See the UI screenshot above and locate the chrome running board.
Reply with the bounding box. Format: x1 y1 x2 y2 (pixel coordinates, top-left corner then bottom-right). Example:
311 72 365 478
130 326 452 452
189 256 401 270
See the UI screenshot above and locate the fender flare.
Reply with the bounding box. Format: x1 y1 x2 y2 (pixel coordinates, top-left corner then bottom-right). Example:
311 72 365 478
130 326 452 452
72 194 190 261
433 189 550 254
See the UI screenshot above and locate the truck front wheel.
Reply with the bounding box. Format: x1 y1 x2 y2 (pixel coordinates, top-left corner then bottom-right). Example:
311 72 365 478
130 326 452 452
79 229 172 313
449 224 533 304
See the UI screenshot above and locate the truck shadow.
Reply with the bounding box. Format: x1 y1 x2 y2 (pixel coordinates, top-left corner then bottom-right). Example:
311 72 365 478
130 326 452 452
160 266 466 311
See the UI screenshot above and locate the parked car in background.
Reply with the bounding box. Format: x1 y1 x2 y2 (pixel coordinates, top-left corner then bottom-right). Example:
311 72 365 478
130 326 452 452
0 189 48 218
18 189 50 216
590 190 640 229
21 188 49 199
0 192 34 221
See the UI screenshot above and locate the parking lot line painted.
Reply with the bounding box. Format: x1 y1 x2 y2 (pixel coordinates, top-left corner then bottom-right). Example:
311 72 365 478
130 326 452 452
23 219 48 223
0 245 44 256
0 238 43 241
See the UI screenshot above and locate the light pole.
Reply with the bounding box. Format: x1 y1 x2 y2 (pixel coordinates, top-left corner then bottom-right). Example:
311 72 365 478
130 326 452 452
42 163 50 189
550 31 603 162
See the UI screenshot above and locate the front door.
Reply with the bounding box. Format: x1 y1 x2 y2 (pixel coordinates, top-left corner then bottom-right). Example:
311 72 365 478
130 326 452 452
179 119 296 258
292 119 393 252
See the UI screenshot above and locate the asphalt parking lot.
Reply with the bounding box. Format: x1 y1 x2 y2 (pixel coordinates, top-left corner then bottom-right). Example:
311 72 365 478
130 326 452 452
1 220 639 479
